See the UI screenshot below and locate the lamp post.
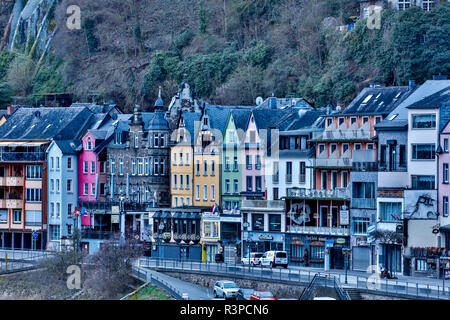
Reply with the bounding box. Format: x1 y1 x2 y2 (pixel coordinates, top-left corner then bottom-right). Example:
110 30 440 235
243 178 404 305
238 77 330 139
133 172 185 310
342 248 351 284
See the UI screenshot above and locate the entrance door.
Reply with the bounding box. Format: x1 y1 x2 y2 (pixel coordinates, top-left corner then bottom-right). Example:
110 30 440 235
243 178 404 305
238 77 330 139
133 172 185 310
331 247 344 269
320 207 328 227
81 242 89 255
352 246 370 271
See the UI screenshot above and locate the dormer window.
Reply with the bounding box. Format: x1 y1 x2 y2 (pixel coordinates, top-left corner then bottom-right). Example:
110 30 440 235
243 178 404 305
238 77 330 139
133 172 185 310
326 118 332 127
85 137 92 150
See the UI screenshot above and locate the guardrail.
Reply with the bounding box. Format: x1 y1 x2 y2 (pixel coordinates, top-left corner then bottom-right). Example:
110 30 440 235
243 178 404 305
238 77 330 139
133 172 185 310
138 257 450 300
132 265 184 300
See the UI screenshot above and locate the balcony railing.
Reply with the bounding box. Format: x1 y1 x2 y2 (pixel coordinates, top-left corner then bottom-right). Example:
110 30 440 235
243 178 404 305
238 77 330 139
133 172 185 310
351 198 376 209
0 152 46 162
241 200 284 210
286 188 350 199
311 129 372 141
287 225 350 236
311 158 352 168
352 162 378 171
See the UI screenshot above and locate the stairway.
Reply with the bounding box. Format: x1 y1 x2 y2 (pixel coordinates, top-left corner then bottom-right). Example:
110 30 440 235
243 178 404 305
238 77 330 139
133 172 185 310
344 287 362 300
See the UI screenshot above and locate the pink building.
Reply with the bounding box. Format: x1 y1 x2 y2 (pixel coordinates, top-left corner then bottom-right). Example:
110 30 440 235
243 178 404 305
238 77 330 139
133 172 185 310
439 114 450 249
241 112 265 200
78 131 108 203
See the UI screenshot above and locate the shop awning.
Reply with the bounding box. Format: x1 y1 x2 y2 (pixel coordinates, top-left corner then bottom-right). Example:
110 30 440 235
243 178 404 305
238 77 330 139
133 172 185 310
310 241 324 246
173 212 183 219
191 212 201 220
180 212 192 219
151 211 162 218
161 212 172 219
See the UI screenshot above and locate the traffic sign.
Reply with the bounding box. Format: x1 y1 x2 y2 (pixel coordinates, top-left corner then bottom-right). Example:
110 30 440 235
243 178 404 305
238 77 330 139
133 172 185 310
32 231 38 239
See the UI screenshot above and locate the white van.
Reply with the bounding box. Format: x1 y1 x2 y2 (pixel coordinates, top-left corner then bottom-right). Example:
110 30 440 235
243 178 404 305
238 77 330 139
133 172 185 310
260 251 288 268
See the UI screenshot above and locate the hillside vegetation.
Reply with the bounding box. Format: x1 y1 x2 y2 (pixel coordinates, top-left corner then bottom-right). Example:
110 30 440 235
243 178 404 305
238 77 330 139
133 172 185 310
0 0 448 111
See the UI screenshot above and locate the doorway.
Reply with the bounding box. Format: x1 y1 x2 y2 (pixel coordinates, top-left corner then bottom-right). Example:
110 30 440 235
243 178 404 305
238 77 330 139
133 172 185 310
320 207 328 227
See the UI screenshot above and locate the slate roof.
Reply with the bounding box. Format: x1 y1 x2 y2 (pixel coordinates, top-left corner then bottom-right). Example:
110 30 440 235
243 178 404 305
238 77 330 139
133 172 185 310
70 103 120 115
375 80 450 130
0 110 8 119
406 86 450 109
252 108 296 130
257 97 312 109
230 109 251 131
0 107 93 141
340 86 411 116
283 110 327 131
179 112 202 144
205 105 253 134
148 110 169 131
53 139 81 154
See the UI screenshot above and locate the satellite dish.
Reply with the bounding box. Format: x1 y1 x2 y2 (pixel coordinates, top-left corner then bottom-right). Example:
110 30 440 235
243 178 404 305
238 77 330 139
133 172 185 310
256 96 263 105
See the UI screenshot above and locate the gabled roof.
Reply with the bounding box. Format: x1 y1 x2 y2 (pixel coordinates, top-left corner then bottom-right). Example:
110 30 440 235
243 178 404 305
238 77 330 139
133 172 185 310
230 109 251 131
283 110 326 131
406 86 450 109
252 108 295 130
340 86 411 116
204 105 253 134
0 107 93 141
52 139 81 154
375 80 450 130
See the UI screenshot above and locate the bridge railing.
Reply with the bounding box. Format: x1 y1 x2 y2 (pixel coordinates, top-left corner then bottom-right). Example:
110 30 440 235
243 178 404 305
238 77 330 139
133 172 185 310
138 257 450 300
132 265 184 300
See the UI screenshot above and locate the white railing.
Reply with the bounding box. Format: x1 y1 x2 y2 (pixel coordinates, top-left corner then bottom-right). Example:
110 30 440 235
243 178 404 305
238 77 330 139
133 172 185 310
312 129 371 141
287 225 350 236
287 188 350 199
312 157 352 168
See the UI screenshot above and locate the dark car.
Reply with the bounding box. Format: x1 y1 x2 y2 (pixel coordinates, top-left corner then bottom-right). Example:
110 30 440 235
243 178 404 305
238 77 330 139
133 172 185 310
236 288 255 300
215 253 224 263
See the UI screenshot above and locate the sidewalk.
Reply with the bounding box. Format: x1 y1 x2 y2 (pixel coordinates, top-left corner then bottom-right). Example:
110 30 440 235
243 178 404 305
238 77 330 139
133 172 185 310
144 268 214 300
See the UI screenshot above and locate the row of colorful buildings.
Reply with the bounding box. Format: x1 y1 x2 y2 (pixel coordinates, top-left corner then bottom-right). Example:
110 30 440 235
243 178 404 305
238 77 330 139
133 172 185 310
0 78 449 276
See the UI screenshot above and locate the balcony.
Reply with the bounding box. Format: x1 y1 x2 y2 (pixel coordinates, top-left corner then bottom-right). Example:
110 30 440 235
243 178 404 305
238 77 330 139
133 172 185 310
310 157 352 168
0 152 46 162
6 199 22 209
287 225 350 236
241 200 284 211
351 198 376 209
286 188 350 200
352 149 378 171
311 129 371 142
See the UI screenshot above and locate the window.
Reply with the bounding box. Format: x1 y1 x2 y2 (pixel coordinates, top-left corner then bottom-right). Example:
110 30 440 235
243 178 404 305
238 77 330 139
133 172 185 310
444 163 449 184
380 145 387 167
50 225 60 241
91 183 96 196
310 246 324 259
100 161 106 173
50 179 54 192
350 117 357 126
246 155 252 170
327 118 333 127
367 143 374 150
25 210 42 226
321 171 327 189
398 0 411 10
399 145 406 166
412 114 436 129
173 152 177 164
134 133 139 148
330 144 337 154
352 217 369 235
269 215 281 232
233 156 238 171
67 157 72 169
68 203 72 217
422 0 435 11
173 175 177 189
100 183 105 195
67 224 72 236
120 158 124 175
353 182 375 199
56 179 60 193
338 117 345 126
319 144 325 154
256 155 261 169
286 162 292 183
180 197 184 206
412 175 435 190
56 203 60 218
211 185 215 201
273 187 279 200
13 209 21 223
83 183 88 195
0 209 6 222
26 165 42 179
300 162 306 183
342 171 349 188
203 160 208 176
379 202 402 221
186 197 190 206
51 157 54 169
86 137 93 150
362 117 369 124
225 179 230 193
144 158 149 175
246 176 252 192
154 159 159 175
67 179 72 192
131 159 136 175
196 185 200 200
83 161 88 174
412 144 435 160
444 139 449 153
256 176 262 192
233 179 238 194
138 158 144 175
342 144 349 154
203 184 208 201
196 160 200 175
51 203 55 217
252 214 264 231
179 153 183 165
186 174 190 189
375 116 382 124
26 189 42 202
211 160 215 176
56 157 60 170
331 171 338 189
354 143 361 150
444 196 449 217
174 197 178 207
111 159 115 175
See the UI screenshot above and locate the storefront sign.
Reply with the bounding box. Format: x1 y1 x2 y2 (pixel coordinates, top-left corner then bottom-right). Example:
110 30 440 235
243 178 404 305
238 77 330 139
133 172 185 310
111 214 119 224
258 234 274 240
340 210 349 225
112 206 119 214
336 238 346 244
306 236 328 242
163 232 171 238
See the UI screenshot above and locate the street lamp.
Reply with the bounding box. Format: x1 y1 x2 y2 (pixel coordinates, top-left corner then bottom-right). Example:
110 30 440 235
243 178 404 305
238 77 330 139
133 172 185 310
342 248 351 284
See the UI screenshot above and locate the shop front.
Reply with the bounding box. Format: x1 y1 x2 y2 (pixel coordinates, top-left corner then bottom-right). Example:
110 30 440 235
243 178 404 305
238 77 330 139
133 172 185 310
407 247 448 277
351 235 372 271
201 212 220 263
285 234 350 269
242 231 285 255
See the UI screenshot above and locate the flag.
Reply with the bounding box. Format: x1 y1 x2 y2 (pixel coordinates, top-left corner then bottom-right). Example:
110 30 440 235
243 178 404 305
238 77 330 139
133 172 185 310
224 203 228 210
233 203 238 213
391 213 401 220
72 207 80 217
81 207 86 217
212 204 218 214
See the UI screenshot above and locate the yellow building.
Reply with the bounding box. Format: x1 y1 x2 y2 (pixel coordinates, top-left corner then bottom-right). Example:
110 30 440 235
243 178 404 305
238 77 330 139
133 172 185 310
170 112 200 207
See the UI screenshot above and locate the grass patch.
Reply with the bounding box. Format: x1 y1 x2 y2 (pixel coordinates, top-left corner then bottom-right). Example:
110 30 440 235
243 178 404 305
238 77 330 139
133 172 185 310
129 285 172 300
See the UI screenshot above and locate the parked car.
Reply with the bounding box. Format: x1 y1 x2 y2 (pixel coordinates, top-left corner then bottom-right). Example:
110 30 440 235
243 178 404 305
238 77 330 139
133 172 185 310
241 252 263 266
250 291 277 300
215 253 224 263
213 280 240 299
260 251 288 268
236 288 255 300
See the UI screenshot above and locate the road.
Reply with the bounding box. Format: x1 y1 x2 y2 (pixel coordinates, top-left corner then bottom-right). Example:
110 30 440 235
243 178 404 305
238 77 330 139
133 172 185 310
139 257 450 299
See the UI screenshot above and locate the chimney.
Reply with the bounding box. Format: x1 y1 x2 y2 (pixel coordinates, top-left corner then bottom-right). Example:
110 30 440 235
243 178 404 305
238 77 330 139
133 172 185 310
270 97 277 109
7 105 16 115
409 80 416 91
